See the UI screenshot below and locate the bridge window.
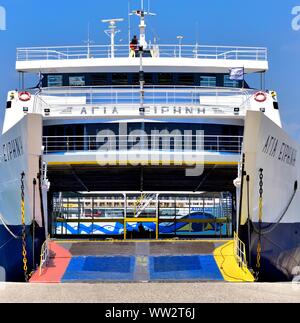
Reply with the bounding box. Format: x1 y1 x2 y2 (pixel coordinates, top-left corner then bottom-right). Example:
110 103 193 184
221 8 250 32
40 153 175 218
177 73 195 85
90 74 108 86
200 76 216 87
47 75 63 87
158 73 173 85
112 73 128 85
132 73 154 85
224 75 240 88
42 73 247 88
69 76 86 86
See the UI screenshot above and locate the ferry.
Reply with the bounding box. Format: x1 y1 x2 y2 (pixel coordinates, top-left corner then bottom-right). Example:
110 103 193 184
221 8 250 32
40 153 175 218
0 3 299 282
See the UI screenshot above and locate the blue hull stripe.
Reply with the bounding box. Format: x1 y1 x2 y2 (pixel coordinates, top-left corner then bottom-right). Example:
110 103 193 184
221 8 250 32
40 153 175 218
0 224 45 282
246 222 300 281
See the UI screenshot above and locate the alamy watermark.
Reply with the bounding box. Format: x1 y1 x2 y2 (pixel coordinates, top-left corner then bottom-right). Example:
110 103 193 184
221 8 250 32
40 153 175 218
0 266 6 290
0 5 6 31
291 6 300 31
292 266 300 291
95 124 205 177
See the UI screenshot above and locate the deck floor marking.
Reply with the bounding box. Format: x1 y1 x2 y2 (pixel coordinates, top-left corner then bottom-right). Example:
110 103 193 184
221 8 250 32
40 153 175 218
213 241 255 282
62 256 136 282
61 255 224 282
149 255 224 281
30 242 72 283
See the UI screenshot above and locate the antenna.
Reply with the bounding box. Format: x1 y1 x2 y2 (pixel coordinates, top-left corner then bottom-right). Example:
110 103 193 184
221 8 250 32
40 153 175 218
130 2 156 49
177 35 184 57
195 21 199 44
194 21 200 58
128 1 131 46
101 18 124 58
84 23 94 58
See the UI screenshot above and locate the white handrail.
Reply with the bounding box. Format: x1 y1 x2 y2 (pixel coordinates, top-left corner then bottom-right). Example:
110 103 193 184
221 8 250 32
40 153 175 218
42 134 243 154
234 232 248 271
39 238 50 276
17 44 268 61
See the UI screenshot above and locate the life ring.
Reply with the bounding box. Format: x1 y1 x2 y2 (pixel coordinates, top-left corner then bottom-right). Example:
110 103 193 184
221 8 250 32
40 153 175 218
254 91 267 103
18 91 31 102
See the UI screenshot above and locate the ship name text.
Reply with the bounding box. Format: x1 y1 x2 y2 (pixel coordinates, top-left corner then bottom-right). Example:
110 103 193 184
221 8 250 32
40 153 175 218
57 105 211 117
262 135 297 167
2 137 24 163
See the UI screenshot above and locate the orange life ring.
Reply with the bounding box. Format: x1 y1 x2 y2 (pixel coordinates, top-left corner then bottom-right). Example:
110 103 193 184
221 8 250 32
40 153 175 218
19 91 31 102
254 91 267 103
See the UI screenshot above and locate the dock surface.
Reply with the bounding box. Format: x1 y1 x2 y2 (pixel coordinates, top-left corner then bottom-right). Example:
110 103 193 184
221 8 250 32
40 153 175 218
8 240 296 303
0 282 300 303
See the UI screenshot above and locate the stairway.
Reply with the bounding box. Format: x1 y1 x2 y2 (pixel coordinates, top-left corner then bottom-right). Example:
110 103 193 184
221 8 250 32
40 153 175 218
220 192 232 218
134 194 156 217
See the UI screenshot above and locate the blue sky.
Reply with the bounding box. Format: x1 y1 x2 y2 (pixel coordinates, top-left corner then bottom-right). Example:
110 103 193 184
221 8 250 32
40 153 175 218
0 0 300 140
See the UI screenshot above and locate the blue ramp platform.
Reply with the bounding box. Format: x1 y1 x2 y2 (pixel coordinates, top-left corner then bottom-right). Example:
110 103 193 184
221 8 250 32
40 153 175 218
149 255 223 281
61 254 223 282
62 256 136 282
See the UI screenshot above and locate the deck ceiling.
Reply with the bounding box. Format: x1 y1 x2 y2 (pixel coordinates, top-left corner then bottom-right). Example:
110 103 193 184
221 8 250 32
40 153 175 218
47 164 237 193
16 57 269 74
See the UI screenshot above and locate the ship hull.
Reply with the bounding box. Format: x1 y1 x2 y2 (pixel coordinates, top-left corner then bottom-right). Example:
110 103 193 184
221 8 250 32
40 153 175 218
240 222 300 281
0 114 46 281
239 111 300 282
0 224 45 282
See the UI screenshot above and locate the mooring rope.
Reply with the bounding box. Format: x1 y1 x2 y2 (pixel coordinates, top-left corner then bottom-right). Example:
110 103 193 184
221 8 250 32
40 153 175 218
0 212 21 240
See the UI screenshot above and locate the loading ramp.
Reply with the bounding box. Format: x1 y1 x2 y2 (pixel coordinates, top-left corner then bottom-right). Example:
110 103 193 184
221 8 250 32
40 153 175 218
30 239 254 283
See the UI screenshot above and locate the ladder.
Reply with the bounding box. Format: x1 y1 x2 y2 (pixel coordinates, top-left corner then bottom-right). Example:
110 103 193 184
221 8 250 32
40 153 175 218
134 193 157 218
220 192 232 218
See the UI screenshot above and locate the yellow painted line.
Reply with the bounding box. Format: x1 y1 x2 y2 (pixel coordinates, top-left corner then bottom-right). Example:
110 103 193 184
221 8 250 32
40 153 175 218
54 239 231 244
213 240 255 283
125 218 158 223
62 204 78 208
47 161 238 166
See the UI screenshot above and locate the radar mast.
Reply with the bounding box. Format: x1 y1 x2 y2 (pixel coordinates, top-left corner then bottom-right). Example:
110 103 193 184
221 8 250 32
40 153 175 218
101 18 124 58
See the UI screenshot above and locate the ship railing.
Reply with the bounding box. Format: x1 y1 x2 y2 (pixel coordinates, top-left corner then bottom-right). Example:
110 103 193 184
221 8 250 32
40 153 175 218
38 85 256 95
34 86 255 115
42 134 243 155
17 44 268 61
39 238 50 276
234 232 248 271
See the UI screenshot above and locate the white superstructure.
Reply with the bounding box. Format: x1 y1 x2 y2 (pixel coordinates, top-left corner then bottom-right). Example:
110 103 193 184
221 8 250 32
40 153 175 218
1 6 281 230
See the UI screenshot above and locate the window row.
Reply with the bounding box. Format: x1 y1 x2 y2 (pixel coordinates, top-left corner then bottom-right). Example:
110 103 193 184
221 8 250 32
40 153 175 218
43 73 244 88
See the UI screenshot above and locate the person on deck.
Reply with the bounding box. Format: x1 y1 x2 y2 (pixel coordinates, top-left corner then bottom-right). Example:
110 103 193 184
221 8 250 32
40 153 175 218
130 35 139 56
